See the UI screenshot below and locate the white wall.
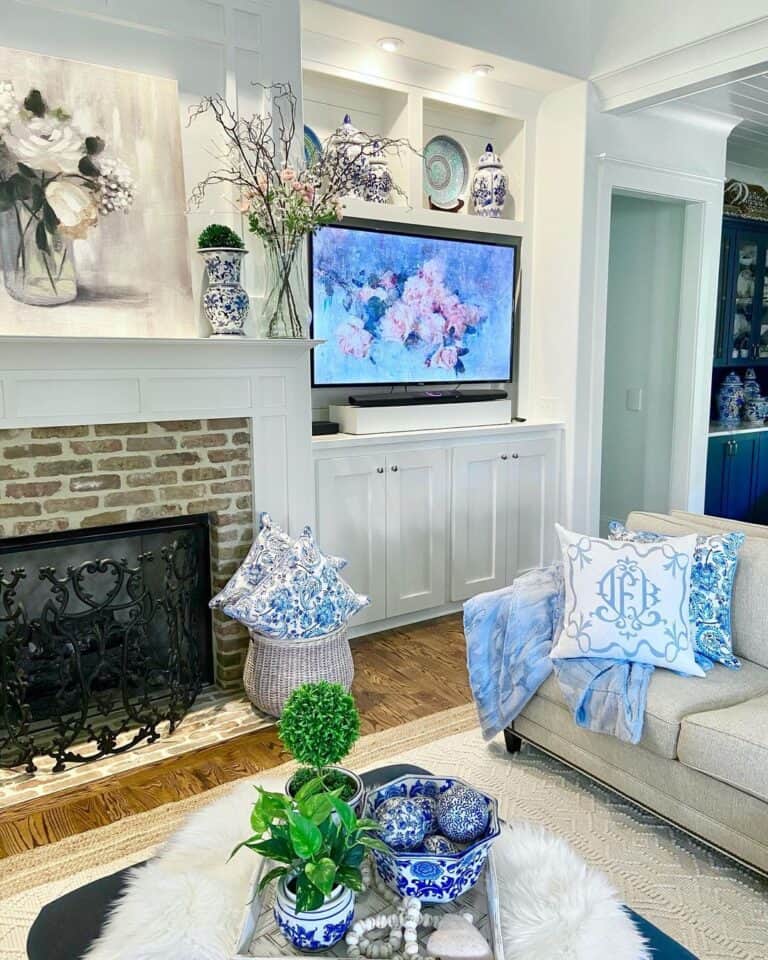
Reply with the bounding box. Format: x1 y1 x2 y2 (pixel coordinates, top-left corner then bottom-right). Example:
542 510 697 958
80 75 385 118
0 0 303 337
599 195 685 532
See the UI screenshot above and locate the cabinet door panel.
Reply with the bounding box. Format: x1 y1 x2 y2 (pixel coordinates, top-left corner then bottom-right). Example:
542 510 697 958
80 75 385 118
315 455 386 625
450 444 508 601
704 436 728 518
753 433 768 524
507 438 557 578
386 448 447 617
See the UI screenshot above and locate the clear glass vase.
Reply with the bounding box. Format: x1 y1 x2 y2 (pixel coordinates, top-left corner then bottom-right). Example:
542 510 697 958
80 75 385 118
262 238 310 338
0 205 77 306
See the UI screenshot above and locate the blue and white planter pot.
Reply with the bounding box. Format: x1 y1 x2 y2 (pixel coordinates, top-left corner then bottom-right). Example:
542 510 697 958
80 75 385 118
365 775 500 903
274 878 355 952
199 247 250 337
287 766 366 818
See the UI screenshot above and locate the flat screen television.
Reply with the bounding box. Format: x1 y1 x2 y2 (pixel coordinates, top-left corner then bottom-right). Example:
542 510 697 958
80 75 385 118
310 220 518 388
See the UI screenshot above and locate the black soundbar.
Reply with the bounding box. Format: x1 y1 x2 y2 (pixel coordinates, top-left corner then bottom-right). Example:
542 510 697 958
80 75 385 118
348 389 508 408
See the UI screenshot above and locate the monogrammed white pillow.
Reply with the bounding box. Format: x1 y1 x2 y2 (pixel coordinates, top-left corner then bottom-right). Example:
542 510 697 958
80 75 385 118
550 524 704 677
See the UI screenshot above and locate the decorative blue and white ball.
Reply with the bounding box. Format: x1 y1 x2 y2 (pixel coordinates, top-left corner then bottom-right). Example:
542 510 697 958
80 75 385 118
376 797 427 851
423 834 459 855
436 785 490 844
413 796 439 836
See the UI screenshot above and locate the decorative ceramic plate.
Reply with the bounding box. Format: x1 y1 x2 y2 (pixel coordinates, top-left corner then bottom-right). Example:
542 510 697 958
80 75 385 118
423 135 469 208
303 125 323 166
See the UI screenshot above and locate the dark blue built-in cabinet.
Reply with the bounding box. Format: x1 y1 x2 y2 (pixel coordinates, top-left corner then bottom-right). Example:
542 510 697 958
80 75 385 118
707 216 768 523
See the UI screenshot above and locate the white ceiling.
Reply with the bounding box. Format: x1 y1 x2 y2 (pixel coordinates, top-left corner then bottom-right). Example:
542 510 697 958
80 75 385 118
681 74 768 168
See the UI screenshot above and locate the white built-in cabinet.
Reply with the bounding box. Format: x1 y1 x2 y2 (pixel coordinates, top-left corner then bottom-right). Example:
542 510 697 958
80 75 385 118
313 424 562 634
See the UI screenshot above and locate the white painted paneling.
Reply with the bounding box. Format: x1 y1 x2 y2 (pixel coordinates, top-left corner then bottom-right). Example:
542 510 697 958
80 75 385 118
144 376 252 412
508 436 558 574
13 377 141 418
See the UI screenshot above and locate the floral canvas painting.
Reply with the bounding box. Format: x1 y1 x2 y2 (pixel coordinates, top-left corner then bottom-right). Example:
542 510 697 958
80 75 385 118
0 47 192 337
311 225 515 385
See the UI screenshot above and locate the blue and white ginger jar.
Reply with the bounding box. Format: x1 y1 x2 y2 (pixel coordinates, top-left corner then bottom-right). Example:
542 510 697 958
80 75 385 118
363 141 393 203
330 114 369 199
199 247 250 337
274 878 355 952
716 372 744 427
744 368 761 402
470 143 508 218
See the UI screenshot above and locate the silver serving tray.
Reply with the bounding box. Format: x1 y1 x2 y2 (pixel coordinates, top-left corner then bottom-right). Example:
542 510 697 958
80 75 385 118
233 851 504 960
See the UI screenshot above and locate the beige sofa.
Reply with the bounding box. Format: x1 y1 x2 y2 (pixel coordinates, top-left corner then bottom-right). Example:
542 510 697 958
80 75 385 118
506 510 768 874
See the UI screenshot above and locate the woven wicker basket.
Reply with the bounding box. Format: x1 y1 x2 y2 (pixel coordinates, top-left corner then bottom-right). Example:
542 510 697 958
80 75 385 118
243 625 354 717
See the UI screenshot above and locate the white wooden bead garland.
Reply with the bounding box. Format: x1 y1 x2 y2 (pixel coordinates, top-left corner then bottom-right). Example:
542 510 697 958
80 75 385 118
345 859 474 960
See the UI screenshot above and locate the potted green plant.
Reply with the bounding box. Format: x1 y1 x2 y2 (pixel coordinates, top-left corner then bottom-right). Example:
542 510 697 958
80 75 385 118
279 681 364 813
234 780 386 950
196 223 249 337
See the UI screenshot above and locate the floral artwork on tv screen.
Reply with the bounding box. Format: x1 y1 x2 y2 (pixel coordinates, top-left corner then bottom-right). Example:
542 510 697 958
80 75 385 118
311 225 515 385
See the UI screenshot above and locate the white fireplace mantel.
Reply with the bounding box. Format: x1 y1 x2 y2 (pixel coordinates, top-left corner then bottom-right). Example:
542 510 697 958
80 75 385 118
0 336 320 534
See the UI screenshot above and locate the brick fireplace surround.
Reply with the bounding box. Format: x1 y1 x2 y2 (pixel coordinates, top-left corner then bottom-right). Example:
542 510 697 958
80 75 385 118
0 417 253 688
0 336 317 693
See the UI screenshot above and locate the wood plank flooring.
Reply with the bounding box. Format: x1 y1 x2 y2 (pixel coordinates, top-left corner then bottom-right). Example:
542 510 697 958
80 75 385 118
0 613 470 858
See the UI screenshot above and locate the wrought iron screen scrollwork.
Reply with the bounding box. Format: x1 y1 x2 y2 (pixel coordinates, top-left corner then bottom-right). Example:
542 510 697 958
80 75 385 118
0 515 212 772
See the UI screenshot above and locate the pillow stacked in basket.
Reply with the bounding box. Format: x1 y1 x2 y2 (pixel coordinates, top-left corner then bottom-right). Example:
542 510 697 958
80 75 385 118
210 512 370 640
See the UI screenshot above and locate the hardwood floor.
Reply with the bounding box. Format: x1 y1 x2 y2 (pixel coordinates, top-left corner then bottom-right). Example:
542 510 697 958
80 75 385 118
0 614 470 858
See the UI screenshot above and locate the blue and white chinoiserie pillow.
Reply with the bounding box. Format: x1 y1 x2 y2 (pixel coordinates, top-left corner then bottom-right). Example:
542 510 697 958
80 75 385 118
221 526 369 640
608 520 744 669
550 524 705 677
209 512 346 610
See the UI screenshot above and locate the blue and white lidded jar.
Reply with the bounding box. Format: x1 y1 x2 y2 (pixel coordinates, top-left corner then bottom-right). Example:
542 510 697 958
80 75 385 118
470 143 508 218
274 878 355 952
716 372 745 427
199 247 249 337
330 114 369 199
744 367 761 402
363 141 393 204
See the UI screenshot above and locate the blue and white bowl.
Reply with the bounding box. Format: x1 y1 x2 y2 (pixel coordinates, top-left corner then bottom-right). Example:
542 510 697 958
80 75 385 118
365 775 500 903
274 877 355 951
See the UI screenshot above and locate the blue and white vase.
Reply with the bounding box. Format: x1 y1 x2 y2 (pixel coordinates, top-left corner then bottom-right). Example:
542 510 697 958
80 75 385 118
199 247 250 337
470 143 508 218
717 372 745 427
330 114 369 199
274 878 355 952
744 368 761 402
363 141 393 203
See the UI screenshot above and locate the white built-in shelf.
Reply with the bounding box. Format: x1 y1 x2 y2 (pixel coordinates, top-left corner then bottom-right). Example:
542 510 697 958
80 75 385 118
709 421 768 437
312 420 564 450
339 197 525 238
302 62 528 237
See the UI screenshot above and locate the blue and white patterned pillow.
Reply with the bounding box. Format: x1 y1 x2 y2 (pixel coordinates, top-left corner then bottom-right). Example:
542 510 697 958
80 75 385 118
210 512 346 610
221 526 369 640
608 520 744 669
551 524 704 677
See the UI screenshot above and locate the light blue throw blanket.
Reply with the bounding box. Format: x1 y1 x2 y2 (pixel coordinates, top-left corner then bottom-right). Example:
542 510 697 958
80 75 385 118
464 564 656 744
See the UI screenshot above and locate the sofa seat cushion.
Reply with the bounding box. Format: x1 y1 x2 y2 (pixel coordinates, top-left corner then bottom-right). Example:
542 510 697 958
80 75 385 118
678 694 768 803
532 659 768 759
626 511 768 668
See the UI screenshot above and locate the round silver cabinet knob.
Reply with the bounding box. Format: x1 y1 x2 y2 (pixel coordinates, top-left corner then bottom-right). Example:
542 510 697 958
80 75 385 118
500 454 508 460
391 465 399 472
376 467 385 474
512 453 519 459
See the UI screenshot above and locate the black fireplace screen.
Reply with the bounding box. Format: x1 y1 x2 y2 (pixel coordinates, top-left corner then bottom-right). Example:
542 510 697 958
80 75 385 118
0 514 212 772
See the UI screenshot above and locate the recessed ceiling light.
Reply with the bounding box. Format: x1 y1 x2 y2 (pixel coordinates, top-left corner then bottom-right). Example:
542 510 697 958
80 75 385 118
377 37 404 53
471 64 494 77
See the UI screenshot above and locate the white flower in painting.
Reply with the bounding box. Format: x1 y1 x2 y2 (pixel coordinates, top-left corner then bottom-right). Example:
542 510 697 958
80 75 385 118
97 157 135 215
45 179 98 238
0 80 17 129
3 115 84 173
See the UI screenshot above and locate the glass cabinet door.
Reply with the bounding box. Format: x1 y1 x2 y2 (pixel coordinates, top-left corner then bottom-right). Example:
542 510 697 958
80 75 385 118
759 243 768 360
728 236 758 360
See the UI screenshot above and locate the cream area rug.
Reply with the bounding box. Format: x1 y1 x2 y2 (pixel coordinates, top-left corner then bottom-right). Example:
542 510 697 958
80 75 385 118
1 704 767 960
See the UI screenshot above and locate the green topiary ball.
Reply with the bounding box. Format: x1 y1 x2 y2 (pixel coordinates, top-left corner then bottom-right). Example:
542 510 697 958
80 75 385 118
197 223 245 249
279 681 360 770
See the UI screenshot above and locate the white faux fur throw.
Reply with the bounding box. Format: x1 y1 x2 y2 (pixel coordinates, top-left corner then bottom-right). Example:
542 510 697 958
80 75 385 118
85 779 649 960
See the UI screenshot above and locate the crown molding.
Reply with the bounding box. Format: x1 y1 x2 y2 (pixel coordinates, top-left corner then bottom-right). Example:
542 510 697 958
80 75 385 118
592 16 768 113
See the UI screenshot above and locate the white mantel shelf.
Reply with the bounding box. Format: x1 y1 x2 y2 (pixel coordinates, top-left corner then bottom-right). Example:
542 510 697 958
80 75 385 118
0 336 320 534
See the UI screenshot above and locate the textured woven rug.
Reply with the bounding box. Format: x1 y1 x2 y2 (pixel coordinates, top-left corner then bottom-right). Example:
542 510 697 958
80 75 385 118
1 704 766 960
